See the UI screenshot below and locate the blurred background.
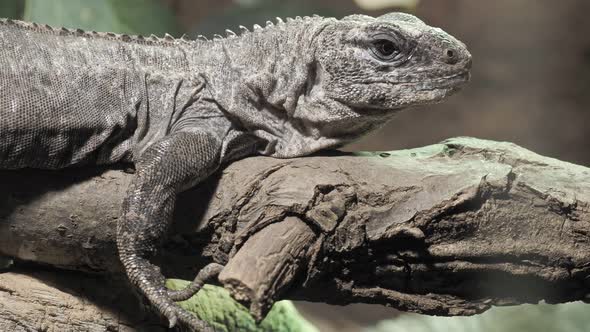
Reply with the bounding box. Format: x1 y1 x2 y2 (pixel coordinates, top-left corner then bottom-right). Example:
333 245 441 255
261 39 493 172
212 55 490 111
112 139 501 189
1 0 588 331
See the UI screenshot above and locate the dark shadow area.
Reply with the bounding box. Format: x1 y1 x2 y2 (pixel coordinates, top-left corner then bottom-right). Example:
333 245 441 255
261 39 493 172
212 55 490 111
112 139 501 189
0 165 126 218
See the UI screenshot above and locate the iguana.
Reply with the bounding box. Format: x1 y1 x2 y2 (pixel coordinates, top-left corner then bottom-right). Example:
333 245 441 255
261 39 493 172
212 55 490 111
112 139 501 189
0 12 471 331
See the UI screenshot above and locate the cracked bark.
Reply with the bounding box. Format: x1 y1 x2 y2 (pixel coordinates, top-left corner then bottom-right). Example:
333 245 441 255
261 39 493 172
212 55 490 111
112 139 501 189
0 137 589 331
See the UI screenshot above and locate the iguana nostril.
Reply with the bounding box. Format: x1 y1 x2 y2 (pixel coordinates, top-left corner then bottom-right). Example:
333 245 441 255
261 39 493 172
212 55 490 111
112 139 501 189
444 48 459 64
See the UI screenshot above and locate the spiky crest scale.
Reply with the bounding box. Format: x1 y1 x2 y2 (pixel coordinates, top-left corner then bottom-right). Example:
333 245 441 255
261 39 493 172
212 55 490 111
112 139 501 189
0 17 193 46
239 25 249 34
225 29 237 38
0 14 326 46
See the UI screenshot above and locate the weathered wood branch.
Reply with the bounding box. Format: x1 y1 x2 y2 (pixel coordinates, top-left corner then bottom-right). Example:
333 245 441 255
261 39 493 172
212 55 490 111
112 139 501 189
1 137 589 330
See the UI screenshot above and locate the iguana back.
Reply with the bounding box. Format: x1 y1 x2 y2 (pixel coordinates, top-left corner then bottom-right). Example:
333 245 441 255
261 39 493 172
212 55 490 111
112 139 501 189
0 19 195 169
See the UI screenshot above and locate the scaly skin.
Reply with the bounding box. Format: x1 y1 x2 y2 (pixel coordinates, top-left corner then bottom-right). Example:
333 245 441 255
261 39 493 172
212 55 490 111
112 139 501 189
0 13 471 331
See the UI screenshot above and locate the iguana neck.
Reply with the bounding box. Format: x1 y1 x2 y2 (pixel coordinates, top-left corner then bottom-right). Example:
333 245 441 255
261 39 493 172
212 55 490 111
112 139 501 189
200 17 371 158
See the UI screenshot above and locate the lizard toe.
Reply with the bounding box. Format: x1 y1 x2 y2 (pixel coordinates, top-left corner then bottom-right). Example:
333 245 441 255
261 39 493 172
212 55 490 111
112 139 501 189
168 263 224 301
167 312 178 329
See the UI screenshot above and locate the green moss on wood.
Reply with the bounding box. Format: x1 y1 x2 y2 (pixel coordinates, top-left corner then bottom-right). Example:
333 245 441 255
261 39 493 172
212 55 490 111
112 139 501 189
166 279 318 332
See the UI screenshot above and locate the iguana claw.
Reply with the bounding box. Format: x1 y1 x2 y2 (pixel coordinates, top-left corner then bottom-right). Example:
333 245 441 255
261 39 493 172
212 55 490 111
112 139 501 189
168 314 178 329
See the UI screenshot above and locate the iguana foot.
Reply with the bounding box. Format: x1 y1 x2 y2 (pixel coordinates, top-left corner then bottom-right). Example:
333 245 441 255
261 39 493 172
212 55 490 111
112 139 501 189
121 253 216 331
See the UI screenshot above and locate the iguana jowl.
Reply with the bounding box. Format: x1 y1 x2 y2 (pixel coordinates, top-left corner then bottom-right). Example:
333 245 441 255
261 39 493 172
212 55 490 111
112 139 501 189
0 12 471 331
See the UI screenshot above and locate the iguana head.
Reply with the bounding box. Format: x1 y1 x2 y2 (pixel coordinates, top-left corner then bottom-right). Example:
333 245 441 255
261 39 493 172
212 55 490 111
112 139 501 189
311 12 471 112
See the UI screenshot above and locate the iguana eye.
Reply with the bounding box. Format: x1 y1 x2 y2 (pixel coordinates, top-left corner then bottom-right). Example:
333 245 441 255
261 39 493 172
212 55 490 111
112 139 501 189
370 39 401 61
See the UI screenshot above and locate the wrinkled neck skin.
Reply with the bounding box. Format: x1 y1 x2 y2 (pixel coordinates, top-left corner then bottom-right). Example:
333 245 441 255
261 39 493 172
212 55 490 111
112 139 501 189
199 19 393 158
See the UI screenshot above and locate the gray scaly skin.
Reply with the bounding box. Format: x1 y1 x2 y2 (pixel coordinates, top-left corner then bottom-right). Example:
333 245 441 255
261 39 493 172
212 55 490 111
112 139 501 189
0 13 471 331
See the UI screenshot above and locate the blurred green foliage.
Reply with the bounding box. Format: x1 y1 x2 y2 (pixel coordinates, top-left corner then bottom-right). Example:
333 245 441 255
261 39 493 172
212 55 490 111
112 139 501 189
166 279 318 332
1 0 180 36
366 302 590 332
0 0 21 18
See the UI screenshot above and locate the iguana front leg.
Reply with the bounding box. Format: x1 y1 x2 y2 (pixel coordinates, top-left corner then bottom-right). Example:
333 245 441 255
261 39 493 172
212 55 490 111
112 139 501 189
117 131 222 331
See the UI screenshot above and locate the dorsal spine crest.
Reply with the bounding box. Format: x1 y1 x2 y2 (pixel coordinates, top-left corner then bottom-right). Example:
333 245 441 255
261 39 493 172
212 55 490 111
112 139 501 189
0 18 196 46
0 15 327 45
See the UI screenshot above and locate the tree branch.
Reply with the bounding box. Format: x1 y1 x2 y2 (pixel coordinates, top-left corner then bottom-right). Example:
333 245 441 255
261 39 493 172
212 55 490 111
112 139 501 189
1 137 589 329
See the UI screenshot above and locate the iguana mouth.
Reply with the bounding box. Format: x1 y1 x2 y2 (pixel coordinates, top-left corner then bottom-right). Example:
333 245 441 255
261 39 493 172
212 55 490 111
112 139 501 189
417 70 471 90
442 70 470 82
439 70 471 83
360 70 471 86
